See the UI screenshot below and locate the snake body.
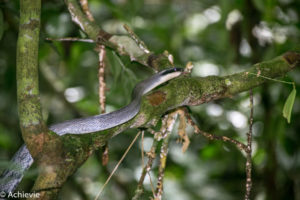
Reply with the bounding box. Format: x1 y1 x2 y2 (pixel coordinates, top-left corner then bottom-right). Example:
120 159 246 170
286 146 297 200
0 68 183 194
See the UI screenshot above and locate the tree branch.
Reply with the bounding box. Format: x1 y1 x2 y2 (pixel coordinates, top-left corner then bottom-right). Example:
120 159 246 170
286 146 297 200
17 0 46 155
60 51 299 189
16 1 66 199
31 47 299 198
59 52 299 155
64 0 173 71
86 52 298 143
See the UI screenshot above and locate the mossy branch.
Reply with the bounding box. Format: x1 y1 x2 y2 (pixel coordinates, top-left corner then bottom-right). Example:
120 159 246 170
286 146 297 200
16 0 60 199
17 0 45 152
74 52 299 146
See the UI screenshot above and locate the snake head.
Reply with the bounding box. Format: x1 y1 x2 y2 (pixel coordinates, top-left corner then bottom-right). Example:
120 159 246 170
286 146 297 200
158 67 184 82
159 67 184 76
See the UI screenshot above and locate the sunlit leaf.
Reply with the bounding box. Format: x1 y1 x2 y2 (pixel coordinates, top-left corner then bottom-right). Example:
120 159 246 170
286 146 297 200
282 87 296 123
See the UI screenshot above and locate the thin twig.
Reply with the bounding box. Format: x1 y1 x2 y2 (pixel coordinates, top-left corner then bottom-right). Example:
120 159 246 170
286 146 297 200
141 131 145 169
244 89 253 200
154 134 171 200
97 45 107 114
132 139 158 200
123 24 150 54
94 131 142 200
154 113 177 200
248 72 294 86
79 0 94 21
185 112 247 152
97 43 109 166
133 112 178 200
45 37 94 43
87 0 108 161
184 96 254 199
148 171 156 197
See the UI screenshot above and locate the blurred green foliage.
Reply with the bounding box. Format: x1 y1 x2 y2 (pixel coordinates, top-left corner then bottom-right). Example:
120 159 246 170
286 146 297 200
0 0 300 199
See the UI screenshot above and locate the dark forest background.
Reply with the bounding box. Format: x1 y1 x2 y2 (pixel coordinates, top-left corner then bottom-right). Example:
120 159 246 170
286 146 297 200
0 0 300 199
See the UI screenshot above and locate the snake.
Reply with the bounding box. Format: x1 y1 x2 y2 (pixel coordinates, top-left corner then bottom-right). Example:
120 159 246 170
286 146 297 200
0 67 183 194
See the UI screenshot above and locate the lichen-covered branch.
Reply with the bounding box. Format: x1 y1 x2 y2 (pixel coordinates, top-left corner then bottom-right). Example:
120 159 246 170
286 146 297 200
17 0 46 154
17 3 98 198
86 52 299 143
64 0 173 70
16 1 66 199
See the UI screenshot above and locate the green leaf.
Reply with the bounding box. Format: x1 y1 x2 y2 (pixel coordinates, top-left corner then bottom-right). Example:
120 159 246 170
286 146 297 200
282 87 296 123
